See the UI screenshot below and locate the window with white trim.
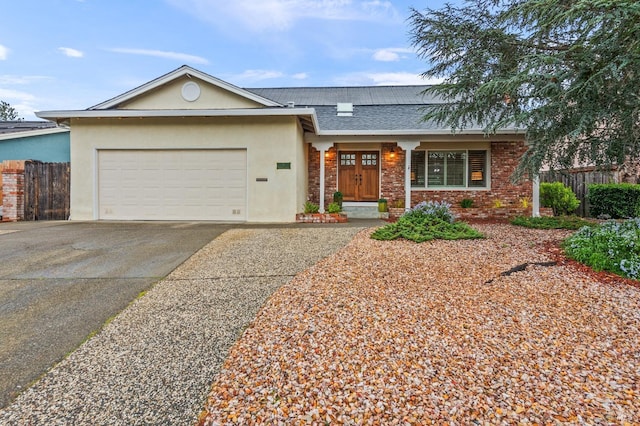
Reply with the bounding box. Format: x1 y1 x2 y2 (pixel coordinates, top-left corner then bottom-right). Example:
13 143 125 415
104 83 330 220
411 150 488 188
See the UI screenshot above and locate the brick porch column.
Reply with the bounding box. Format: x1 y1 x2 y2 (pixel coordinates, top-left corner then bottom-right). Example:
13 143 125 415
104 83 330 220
397 140 421 211
311 141 334 213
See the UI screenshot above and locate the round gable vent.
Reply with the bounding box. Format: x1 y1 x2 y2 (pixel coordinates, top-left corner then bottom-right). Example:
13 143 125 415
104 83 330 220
181 81 201 102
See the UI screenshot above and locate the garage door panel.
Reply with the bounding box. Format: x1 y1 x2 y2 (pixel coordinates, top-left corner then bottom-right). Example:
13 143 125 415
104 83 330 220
98 149 247 221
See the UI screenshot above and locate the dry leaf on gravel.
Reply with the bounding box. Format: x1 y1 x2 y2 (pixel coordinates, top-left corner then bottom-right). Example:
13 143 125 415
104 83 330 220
199 224 640 425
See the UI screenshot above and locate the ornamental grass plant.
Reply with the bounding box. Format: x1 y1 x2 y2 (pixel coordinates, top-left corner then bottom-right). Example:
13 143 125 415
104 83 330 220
564 219 640 280
371 201 483 242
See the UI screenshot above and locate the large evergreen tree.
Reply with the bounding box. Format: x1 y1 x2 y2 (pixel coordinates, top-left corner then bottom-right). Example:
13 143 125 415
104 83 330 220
409 0 640 179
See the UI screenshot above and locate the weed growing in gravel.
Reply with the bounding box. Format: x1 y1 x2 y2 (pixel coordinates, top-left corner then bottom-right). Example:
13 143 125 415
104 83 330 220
564 219 640 280
371 201 483 242
511 215 594 230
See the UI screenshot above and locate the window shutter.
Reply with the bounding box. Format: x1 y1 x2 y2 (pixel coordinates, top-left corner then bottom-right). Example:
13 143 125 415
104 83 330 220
468 150 487 187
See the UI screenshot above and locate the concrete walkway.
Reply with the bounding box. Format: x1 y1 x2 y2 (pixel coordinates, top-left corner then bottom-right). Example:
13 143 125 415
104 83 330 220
0 225 370 425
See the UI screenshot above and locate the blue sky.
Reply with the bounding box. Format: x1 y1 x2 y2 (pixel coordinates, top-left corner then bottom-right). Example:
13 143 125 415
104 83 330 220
0 0 454 120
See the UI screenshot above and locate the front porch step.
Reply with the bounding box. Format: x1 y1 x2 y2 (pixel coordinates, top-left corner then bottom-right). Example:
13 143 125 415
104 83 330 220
341 204 387 219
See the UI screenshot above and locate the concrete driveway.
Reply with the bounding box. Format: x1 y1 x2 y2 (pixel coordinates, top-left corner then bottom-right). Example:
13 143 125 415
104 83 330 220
0 221 232 409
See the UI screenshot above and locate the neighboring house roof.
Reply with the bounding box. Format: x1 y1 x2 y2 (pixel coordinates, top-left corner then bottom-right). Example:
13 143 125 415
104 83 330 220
0 121 69 140
0 121 58 134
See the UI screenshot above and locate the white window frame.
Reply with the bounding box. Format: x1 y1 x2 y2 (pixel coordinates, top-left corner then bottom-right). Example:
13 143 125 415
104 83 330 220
411 148 490 190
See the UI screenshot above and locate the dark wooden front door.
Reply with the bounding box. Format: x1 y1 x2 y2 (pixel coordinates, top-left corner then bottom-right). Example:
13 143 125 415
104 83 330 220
338 151 379 201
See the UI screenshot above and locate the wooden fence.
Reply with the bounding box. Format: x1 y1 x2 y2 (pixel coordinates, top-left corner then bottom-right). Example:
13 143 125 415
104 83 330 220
539 168 621 217
24 161 70 220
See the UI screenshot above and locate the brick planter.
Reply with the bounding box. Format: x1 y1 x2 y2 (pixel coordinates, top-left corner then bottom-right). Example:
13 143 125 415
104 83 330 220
388 207 405 219
295 213 348 223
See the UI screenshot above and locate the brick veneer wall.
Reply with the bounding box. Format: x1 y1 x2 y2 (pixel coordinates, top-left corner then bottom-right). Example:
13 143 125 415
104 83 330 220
380 143 404 203
308 147 320 204
307 140 531 212
307 146 338 207
411 140 532 208
324 148 337 206
1 161 26 222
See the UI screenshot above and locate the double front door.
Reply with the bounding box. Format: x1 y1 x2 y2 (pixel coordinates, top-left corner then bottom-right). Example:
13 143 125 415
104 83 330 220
338 151 379 201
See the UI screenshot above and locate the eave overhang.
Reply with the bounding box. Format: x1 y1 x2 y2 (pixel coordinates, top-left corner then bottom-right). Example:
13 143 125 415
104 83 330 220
36 107 319 134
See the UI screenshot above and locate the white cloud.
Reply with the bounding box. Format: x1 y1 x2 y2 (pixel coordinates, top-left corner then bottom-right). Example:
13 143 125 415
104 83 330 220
0 75 51 85
372 47 413 62
107 48 209 65
58 47 84 58
292 72 308 80
166 0 399 33
231 69 285 83
0 44 9 60
0 88 36 102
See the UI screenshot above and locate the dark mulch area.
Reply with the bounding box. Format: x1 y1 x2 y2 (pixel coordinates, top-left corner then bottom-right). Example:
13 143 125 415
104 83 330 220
542 240 640 290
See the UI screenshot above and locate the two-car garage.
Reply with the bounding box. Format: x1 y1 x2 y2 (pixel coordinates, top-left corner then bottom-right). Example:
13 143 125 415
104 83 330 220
97 149 247 221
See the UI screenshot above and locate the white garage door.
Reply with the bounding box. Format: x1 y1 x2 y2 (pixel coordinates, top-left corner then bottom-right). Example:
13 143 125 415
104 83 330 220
98 149 247 221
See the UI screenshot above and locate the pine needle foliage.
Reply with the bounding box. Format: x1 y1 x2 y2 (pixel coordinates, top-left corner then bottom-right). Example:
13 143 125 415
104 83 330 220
409 0 640 181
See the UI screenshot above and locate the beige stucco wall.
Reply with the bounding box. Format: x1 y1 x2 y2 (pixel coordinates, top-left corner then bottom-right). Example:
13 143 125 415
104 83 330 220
69 115 307 222
295 121 309 213
119 76 263 110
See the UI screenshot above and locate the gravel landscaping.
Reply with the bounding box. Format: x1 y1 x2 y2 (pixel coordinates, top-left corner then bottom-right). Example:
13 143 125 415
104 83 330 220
0 227 364 425
199 224 640 425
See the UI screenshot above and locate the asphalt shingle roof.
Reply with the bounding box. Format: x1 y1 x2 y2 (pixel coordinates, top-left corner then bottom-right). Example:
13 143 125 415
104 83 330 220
0 121 57 135
246 86 446 132
246 85 439 106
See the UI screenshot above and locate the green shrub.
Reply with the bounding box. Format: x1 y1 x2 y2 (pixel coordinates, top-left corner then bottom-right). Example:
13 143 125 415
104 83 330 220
540 182 580 216
333 191 343 206
405 200 456 223
460 198 474 208
303 201 319 214
327 202 342 214
587 183 640 219
510 215 594 230
564 219 640 280
371 201 483 242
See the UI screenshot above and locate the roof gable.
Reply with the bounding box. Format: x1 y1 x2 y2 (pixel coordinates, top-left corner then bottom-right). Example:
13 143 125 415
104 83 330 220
90 66 282 110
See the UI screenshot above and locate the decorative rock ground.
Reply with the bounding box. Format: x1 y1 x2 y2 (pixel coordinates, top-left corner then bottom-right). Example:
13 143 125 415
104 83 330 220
199 224 640 425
